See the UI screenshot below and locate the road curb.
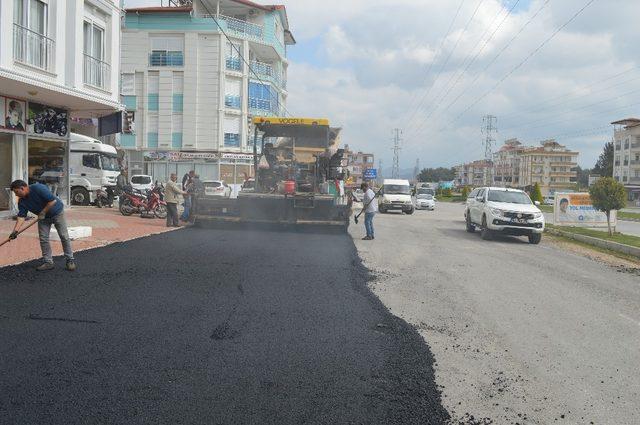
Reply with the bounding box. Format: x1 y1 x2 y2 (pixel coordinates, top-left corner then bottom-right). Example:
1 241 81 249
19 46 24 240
547 228 640 257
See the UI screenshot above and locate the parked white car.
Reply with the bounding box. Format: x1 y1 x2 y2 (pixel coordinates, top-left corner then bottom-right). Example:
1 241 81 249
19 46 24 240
202 180 232 198
464 187 545 244
415 193 436 210
130 175 153 192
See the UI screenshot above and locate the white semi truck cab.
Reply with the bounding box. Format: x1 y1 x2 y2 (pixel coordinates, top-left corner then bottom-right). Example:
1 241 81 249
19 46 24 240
69 133 120 205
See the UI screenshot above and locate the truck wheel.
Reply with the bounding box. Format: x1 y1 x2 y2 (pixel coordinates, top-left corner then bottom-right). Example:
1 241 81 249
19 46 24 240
481 215 493 240
466 213 475 233
528 233 542 245
71 187 90 206
405 208 414 215
379 207 386 214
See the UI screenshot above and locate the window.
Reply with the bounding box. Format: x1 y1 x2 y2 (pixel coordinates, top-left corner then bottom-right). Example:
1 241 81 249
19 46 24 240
83 21 106 87
121 73 135 95
150 36 184 66
13 0 52 70
82 154 100 169
225 78 242 110
224 116 241 148
249 82 278 113
226 41 242 71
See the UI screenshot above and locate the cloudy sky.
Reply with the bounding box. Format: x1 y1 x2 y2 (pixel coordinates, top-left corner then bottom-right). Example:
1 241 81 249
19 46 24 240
124 0 639 170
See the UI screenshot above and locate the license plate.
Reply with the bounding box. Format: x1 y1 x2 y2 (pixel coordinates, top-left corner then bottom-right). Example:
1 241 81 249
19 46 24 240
512 218 527 224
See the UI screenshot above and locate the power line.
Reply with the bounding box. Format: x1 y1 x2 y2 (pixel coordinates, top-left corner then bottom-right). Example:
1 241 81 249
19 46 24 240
196 0 292 118
452 0 599 123
407 0 521 138
401 0 466 128
403 0 486 134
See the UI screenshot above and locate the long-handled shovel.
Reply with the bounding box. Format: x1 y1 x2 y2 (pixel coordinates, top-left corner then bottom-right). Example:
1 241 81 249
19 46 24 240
0 218 39 248
354 188 383 224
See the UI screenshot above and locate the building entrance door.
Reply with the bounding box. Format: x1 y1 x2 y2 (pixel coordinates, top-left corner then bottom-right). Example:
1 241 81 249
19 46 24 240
0 134 13 211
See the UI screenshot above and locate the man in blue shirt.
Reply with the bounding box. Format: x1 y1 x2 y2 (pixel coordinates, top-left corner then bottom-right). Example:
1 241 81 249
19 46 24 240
8 180 76 271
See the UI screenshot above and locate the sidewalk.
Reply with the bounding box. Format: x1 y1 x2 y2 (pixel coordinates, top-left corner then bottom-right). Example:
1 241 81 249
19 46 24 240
0 207 180 268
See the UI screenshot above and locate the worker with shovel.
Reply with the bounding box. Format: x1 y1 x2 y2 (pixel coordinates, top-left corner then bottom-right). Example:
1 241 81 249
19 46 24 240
6 180 76 271
355 182 378 241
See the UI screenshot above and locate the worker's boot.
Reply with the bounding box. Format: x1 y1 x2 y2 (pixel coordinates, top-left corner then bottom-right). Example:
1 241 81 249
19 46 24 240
35 262 55 271
66 260 77 272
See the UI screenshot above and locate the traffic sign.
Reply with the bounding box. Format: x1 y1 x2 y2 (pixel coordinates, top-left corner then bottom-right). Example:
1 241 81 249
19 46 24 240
363 168 377 179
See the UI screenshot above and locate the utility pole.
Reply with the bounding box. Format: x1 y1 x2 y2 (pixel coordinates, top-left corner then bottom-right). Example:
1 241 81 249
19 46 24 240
391 128 402 179
378 159 383 184
482 115 497 185
414 158 420 182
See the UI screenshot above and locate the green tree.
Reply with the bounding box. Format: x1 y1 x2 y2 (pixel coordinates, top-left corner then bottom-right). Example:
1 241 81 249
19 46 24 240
531 183 544 204
575 166 591 189
589 177 626 236
418 167 456 182
461 186 470 198
593 142 614 178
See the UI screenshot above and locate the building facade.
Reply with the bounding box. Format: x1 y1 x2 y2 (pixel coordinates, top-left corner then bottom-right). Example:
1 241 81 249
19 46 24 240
493 138 524 188
120 0 294 185
344 145 374 188
455 160 492 187
518 140 578 196
0 0 122 215
611 118 640 201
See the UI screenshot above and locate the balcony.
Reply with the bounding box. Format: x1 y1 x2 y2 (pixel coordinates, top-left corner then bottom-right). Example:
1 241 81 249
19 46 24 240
83 54 111 90
149 51 184 67
249 98 280 116
205 14 264 41
249 60 285 90
13 24 55 72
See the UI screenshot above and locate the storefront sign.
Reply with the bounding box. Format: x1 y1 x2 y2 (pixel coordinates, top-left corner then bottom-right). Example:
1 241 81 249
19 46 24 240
221 153 254 161
27 102 69 138
0 95 27 132
554 192 616 227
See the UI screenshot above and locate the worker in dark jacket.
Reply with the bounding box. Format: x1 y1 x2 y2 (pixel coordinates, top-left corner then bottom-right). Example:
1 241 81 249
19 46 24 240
8 180 76 271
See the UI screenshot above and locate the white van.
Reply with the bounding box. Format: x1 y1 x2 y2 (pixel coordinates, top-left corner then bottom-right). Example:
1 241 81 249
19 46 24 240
379 179 414 214
69 133 120 205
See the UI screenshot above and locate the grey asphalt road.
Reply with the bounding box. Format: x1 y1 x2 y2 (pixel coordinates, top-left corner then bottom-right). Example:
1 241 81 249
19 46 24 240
353 202 640 424
544 212 640 236
0 226 449 424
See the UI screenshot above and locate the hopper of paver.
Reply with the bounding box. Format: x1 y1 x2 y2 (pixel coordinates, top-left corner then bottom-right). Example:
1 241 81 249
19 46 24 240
194 117 351 230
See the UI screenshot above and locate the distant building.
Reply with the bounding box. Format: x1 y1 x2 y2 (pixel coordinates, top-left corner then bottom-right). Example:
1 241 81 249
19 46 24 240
611 118 640 201
493 138 525 188
120 0 294 184
344 145 375 187
455 160 493 187
518 140 578 196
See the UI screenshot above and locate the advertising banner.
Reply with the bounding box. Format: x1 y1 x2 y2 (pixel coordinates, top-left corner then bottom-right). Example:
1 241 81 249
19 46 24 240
554 192 616 228
27 102 69 138
0 95 27 132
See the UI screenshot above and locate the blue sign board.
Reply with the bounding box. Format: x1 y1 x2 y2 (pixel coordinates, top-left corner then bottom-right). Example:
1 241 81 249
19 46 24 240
363 168 377 179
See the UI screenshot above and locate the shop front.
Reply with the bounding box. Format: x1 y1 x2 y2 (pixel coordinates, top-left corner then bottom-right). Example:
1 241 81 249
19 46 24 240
0 94 70 216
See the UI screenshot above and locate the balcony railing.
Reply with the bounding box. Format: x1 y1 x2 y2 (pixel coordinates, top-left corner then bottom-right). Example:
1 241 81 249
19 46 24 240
83 54 111 89
149 51 184 67
249 60 286 90
13 23 55 72
205 14 264 41
226 57 242 71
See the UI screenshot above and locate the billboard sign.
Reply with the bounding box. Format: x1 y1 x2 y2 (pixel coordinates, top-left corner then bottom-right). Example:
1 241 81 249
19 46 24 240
27 102 68 138
363 168 377 179
554 192 616 228
0 95 27 132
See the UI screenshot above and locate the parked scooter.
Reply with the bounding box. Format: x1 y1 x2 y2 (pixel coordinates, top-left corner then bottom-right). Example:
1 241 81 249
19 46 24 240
95 186 115 208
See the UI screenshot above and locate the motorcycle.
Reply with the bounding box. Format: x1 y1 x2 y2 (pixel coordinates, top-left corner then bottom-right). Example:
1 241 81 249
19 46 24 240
95 186 115 208
120 186 167 219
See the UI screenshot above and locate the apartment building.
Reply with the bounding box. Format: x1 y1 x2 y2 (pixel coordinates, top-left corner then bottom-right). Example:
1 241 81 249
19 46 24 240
0 0 122 215
455 160 493 187
120 0 294 185
611 118 640 201
493 138 524 188
344 145 375 188
519 140 578 196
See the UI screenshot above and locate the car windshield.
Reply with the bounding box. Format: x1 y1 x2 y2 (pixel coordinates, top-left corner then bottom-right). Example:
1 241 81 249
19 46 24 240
417 194 433 200
488 190 532 205
100 155 120 171
385 184 411 195
205 182 222 188
131 176 151 184
417 188 434 195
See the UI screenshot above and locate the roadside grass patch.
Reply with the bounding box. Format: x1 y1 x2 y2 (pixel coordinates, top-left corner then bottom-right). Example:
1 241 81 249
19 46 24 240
547 224 640 249
618 211 640 221
538 205 553 213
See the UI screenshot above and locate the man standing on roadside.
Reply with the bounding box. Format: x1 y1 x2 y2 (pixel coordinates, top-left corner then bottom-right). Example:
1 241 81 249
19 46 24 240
361 182 377 241
8 180 76 271
165 173 187 227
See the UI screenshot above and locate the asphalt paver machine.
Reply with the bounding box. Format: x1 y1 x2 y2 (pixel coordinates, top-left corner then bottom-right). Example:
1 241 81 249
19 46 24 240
194 117 351 230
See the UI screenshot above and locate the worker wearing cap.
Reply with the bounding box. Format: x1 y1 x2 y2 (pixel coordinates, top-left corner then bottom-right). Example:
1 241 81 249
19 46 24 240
8 180 76 271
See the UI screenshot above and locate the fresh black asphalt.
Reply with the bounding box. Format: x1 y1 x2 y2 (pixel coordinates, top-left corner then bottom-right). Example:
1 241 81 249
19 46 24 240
0 227 449 424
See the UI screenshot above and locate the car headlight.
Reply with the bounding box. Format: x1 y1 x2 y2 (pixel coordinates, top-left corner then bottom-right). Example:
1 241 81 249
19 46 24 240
533 213 543 219
490 208 504 217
